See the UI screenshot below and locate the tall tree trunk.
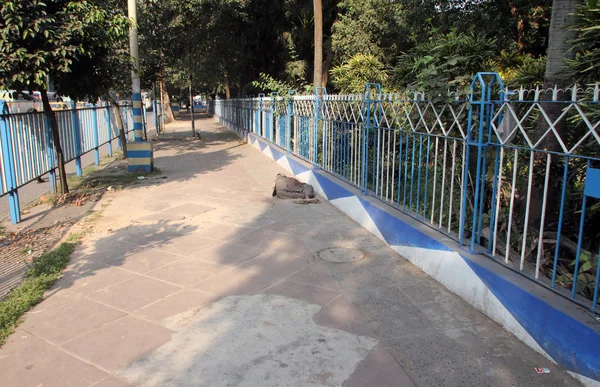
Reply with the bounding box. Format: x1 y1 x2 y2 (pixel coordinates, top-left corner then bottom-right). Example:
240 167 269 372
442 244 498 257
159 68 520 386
160 78 175 123
313 0 323 89
107 94 128 158
321 39 334 87
41 90 68 194
189 72 197 138
529 0 581 226
224 73 231 100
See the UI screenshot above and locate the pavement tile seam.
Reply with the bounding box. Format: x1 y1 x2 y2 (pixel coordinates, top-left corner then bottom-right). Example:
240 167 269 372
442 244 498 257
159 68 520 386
16 330 113 376
82 269 185 295
103 252 189 274
130 288 210 315
286 278 342 292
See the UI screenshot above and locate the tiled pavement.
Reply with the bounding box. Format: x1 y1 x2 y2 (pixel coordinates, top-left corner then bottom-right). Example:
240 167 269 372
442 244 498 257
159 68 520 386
0 116 579 386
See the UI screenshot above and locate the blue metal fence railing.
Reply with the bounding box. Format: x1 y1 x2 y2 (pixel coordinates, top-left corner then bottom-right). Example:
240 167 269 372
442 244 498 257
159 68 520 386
0 100 133 223
210 72 600 313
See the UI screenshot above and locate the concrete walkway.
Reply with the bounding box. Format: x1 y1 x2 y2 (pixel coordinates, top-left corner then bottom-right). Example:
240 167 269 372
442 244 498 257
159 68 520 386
0 116 579 386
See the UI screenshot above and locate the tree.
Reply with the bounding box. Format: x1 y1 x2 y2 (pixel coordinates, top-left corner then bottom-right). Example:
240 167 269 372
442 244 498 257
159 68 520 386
0 0 130 194
313 0 323 88
330 54 388 94
543 0 582 89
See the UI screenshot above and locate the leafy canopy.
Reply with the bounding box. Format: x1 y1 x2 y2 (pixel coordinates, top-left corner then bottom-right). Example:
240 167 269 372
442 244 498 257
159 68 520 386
0 0 130 96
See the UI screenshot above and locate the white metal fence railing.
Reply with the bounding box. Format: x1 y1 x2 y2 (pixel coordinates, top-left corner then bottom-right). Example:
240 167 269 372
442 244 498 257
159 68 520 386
209 72 600 314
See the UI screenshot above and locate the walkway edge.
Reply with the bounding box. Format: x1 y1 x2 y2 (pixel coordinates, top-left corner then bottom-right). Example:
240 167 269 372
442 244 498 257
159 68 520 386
229 122 600 386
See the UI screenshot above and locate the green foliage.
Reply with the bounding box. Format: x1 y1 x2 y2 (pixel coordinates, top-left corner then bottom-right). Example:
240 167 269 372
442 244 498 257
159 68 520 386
0 240 79 346
331 0 407 65
393 30 497 98
566 0 600 85
252 73 303 94
491 51 547 87
330 54 389 94
0 0 130 96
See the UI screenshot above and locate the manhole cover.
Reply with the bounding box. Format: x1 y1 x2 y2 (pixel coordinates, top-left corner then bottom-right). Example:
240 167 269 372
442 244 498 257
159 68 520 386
318 248 365 263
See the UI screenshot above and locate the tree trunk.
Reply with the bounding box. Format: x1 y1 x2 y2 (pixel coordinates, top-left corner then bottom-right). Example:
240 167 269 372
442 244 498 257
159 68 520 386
41 89 68 194
321 39 334 87
313 0 323 89
107 94 128 158
529 0 581 226
160 78 175 123
224 74 231 100
189 72 197 138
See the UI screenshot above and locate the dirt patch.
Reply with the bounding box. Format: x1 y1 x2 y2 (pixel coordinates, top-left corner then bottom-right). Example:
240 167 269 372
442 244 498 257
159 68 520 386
0 221 74 299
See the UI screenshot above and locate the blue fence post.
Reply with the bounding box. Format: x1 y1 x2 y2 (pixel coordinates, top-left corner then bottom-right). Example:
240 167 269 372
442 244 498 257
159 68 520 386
44 115 56 193
286 90 296 154
361 83 382 194
269 92 277 143
106 101 113 157
0 101 21 223
462 72 503 253
153 100 158 134
313 90 320 168
92 105 100 165
257 94 265 136
70 101 83 176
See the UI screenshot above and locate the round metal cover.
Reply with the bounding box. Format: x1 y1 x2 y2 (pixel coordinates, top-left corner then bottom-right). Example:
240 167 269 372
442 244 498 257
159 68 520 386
318 247 365 263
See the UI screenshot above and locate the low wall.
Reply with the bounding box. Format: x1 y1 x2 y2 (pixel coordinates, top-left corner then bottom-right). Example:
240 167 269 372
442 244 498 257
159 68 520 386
223 119 600 386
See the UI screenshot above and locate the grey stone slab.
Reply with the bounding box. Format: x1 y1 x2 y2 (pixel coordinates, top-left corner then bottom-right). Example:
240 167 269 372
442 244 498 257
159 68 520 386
287 263 340 290
2 345 107 387
236 252 310 280
92 376 135 387
158 233 223 257
20 298 125 345
198 223 256 241
118 294 378 387
164 203 215 217
266 280 340 306
135 290 218 321
62 317 172 371
192 268 279 297
314 295 378 340
0 329 52 376
193 242 264 266
89 276 180 312
383 324 577 387
61 266 138 297
229 228 294 250
107 248 185 274
134 212 187 222
343 344 416 387
146 258 225 286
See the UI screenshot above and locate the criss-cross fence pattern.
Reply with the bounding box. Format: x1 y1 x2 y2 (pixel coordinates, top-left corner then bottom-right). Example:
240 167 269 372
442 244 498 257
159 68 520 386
211 72 600 313
0 101 134 223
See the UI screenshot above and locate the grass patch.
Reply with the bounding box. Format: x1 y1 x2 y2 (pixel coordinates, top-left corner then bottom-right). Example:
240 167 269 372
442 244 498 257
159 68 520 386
0 234 82 346
0 225 5 238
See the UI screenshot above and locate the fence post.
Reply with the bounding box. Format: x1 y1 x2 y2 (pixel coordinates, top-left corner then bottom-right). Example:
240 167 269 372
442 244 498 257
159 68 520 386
254 98 259 135
313 88 326 168
258 93 265 137
361 84 381 193
269 92 277 143
92 105 100 165
153 100 158 134
44 115 57 194
461 72 503 253
106 101 113 157
286 90 296 154
0 101 21 223
70 101 83 176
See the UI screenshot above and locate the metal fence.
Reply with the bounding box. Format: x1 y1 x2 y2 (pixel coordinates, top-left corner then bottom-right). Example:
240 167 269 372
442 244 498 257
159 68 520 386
0 100 134 223
210 72 600 313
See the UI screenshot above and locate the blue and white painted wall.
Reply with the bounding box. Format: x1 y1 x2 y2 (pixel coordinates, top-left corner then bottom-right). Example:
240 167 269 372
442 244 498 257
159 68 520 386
241 130 600 387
